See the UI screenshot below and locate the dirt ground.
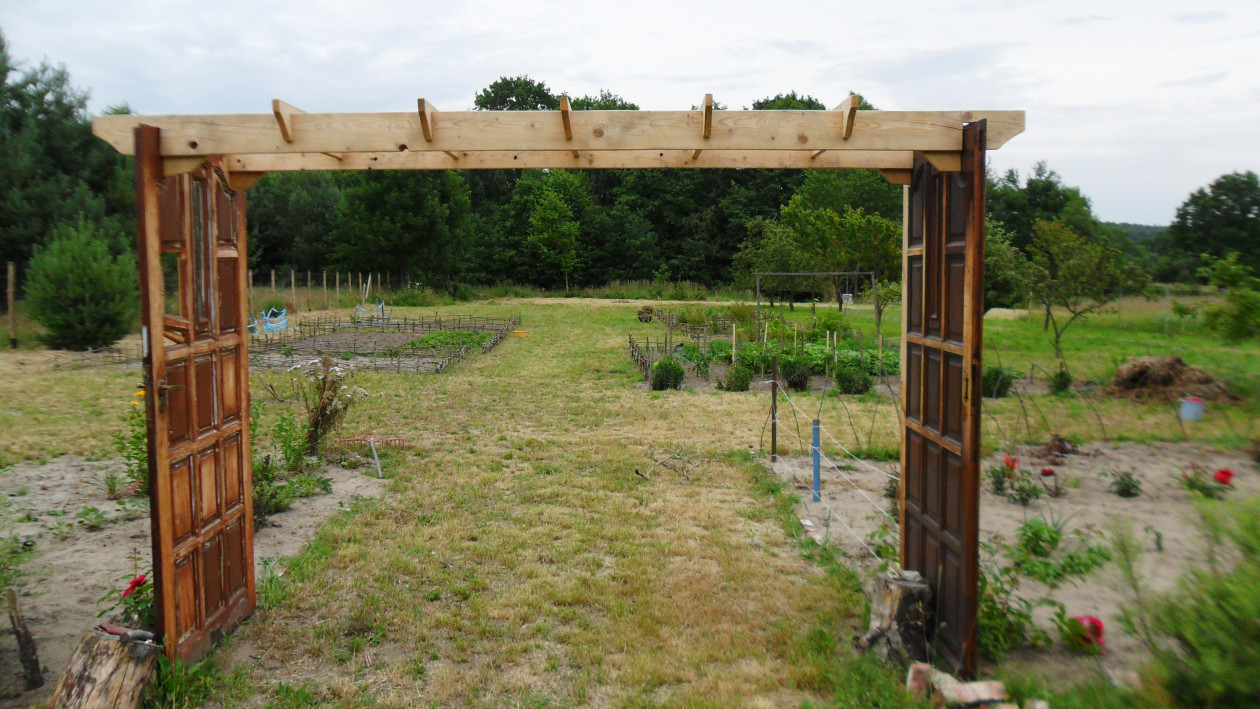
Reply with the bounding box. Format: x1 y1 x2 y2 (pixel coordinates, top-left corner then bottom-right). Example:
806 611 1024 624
772 440 1259 685
0 456 385 707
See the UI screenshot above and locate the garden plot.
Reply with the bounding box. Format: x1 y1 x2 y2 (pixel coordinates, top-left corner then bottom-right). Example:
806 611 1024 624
772 440 1259 680
251 314 520 374
0 456 384 707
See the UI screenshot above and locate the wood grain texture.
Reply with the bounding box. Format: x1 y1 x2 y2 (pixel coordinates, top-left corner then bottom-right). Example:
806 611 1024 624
94 109 1025 156
49 631 159 709
228 149 918 172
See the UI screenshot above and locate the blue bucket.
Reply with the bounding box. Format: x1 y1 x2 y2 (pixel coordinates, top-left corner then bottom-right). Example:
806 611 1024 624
1179 396 1205 421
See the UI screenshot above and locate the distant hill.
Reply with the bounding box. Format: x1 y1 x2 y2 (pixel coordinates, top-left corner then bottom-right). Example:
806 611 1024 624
1107 222 1166 241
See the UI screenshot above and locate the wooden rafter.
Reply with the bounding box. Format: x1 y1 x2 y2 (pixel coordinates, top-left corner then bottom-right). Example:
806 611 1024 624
272 99 345 161
559 96 578 158
810 94 861 160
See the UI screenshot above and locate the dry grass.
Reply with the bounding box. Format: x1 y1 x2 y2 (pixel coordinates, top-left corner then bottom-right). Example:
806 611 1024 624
1 295 1256 706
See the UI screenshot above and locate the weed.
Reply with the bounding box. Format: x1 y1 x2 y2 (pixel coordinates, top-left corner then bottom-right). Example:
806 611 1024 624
982 364 1017 398
986 465 1013 496
1105 470 1143 498
978 542 1050 662
1008 469 1043 506
10 486 26 497
1049 365 1073 395
718 364 753 392
75 506 109 531
1179 463 1231 499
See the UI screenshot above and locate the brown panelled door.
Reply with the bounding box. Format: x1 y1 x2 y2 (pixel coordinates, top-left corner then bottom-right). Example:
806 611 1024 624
901 121 986 677
135 126 255 662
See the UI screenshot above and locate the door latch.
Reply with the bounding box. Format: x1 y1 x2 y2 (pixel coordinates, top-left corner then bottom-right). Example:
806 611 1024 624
156 379 184 414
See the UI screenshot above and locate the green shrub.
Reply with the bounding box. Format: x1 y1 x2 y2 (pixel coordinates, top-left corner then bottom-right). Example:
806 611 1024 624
1113 499 1260 707
982 365 1017 398
727 303 755 323
255 295 287 314
1049 366 1073 394
650 357 685 390
25 216 137 350
720 365 754 392
707 340 732 364
779 354 811 391
832 360 872 395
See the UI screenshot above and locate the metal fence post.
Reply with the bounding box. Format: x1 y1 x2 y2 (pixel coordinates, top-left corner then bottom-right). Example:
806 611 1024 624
812 419 821 502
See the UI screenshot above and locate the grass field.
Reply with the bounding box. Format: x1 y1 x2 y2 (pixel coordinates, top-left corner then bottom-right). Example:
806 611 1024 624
0 294 1256 706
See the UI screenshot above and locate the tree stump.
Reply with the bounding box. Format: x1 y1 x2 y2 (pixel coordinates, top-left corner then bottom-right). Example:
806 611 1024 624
48 630 160 709
856 570 932 665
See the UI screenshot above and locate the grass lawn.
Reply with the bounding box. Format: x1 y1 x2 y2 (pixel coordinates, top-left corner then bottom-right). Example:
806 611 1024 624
0 294 1256 707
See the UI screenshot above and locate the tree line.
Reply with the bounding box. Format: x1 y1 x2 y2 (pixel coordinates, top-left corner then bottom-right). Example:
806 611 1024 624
2 28 1258 346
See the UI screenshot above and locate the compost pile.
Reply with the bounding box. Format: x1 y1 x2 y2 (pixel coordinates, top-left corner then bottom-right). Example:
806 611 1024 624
1104 356 1237 403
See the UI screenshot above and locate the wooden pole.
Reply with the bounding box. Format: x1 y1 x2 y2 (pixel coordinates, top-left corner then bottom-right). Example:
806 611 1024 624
771 356 779 462
270 269 276 292
290 270 296 307
336 272 340 302
322 271 328 310
306 271 311 310
6 261 16 349
357 272 362 297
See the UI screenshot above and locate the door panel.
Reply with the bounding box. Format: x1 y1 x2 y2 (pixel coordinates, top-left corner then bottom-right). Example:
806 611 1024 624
900 121 986 677
135 125 255 662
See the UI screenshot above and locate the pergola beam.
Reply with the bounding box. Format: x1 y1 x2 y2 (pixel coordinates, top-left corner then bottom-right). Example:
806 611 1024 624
226 149 921 173
559 96 579 158
94 109 1024 157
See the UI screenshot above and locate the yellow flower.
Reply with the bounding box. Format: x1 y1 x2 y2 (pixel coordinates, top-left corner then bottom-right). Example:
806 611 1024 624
134 391 145 397
130 401 141 406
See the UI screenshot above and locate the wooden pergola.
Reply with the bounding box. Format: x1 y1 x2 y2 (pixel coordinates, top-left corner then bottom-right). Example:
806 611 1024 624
93 96 1023 678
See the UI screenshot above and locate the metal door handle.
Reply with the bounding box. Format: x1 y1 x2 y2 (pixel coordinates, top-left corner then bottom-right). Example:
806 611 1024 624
156 380 184 413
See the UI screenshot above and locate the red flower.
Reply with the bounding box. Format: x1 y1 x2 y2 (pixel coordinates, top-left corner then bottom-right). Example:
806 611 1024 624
1004 455 1018 471
122 574 147 598
1074 615 1106 654
1040 468 1056 477
1215 469 1234 486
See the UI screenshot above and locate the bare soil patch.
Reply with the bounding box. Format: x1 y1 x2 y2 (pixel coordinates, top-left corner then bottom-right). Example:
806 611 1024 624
0 456 384 707
772 440 1259 683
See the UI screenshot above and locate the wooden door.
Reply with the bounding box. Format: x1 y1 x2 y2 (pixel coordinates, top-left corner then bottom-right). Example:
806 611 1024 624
900 120 986 677
135 126 255 662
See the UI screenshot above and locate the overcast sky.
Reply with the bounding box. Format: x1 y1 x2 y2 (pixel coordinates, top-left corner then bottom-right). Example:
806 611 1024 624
3 0 1256 225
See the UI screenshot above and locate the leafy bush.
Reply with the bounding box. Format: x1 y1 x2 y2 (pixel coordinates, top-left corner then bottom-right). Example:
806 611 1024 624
1113 499 1260 707
1106 470 1143 498
832 360 872 395
25 216 137 350
1010 517 1110 588
707 340 732 364
255 295 287 314
982 365 1017 398
813 311 853 338
727 303 755 323
250 402 334 523
720 364 754 392
979 547 1047 662
1049 366 1073 394
650 357 685 390
1199 252 1260 341
387 286 455 307
779 353 811 391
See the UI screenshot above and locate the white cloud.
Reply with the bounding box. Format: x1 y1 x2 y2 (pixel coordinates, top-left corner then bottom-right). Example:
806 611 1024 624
3 0 1257 224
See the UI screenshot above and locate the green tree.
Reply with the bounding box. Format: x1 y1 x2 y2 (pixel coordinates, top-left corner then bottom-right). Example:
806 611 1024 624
570 90 638 110
731 217 819 307
988 162 1093 250
25 216 137 350
984 218 1032 312
1026 219 1148 361
1198 252 1260 341
528 185 579 290
474 75 559 111
247 172 346 271
0 32 134 270
332 171 472 287
1169 171 1260 276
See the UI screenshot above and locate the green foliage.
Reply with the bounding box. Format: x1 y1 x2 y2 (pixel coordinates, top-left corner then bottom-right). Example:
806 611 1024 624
982 364 1017 398
681 343 711 380
978 546 1048 662
1007 469 1043 506
1106 470 1143 498
985 218 1033 310
397 329 493 352
24 216 137 350
832 358 872 395
1112 498 1260 707
720 364 754 392
650 357 685 391
1009 517 1111 588
707 340 732 364
778 353 811 391
113 389 148 495
1169 170 1260 276
1028 218 1150 360
146 655 219 708
1049 366 1073 394
292 356 368 456
250 401 334 523
987 465 1012 496
1180 466 1231 499
1199 252 1260 341
474 75 560 111
97 571 155 630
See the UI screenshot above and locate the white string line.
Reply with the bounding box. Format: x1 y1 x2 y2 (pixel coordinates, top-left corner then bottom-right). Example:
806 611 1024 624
812 495 881 559
820 426 899 480
774 390 893 522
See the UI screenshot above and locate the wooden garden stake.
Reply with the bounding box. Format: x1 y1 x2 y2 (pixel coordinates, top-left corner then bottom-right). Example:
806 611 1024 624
6 588 42 688
6 261 15 349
